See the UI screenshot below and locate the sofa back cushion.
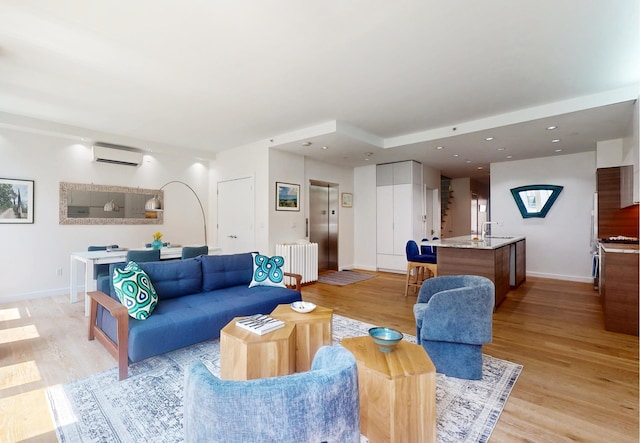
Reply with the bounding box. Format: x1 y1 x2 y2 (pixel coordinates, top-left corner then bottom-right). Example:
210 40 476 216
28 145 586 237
201 252 254 291
138 258 203 300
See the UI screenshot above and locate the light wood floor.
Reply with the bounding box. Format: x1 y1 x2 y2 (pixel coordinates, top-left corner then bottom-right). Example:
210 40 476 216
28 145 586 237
1 273 638 442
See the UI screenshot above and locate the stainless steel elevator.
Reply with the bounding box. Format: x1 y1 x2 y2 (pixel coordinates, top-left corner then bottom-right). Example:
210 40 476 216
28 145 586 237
309 181 339 272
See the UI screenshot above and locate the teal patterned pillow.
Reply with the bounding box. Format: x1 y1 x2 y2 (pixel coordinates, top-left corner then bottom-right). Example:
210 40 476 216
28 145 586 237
249 253 286 288
113 261 158 320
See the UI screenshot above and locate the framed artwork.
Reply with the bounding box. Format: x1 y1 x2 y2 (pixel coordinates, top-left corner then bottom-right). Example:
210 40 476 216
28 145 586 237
0 178 34 224
342 192 353 208
276 182 300 211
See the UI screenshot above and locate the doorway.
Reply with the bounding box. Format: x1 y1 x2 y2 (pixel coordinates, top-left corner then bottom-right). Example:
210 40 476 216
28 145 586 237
309 181 338 272
217 177 255 254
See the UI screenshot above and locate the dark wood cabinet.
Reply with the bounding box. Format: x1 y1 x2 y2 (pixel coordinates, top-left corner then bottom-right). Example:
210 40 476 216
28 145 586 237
597 167 639 239
600 246 639 335
513 239 526 287
619 165 636 208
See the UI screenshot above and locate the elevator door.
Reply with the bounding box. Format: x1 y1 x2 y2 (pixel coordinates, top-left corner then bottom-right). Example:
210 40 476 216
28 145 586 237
309 182 338 272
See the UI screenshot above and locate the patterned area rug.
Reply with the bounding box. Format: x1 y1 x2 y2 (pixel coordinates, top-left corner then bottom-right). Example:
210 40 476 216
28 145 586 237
317 270 377 286
47 315 522 443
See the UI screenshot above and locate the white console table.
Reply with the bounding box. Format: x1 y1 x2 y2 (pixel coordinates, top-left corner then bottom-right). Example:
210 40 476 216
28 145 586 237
70 247 221 316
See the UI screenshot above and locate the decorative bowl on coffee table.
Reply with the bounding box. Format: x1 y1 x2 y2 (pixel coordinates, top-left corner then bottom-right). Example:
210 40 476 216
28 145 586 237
368 327 403 353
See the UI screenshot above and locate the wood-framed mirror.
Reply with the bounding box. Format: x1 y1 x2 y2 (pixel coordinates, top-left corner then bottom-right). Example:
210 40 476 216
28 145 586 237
59 182 163 225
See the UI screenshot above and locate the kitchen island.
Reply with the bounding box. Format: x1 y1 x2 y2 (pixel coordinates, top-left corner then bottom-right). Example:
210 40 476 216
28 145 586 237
427 235 526 308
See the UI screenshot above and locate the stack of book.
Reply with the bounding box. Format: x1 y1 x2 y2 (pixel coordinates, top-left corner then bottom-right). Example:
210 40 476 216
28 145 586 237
235 314 285 335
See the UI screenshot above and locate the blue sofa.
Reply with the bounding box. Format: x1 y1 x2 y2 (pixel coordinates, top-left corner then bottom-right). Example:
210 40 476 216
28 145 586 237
88 252 303 380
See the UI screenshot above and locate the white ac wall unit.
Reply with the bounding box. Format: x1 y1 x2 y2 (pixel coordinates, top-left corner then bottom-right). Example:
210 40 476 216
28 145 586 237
93 142 143 167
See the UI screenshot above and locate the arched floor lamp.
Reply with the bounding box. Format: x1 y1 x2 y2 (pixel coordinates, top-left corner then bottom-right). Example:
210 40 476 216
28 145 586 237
144 181 207 245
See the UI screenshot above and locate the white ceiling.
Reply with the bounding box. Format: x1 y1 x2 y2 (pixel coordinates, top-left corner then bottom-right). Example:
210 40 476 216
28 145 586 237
0 1 638 180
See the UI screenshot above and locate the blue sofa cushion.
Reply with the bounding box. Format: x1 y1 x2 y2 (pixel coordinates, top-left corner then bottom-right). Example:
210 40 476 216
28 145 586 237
201 253 253 291
125 285 302 362
249 253 286 288
137 258 202 300
113 261 158 320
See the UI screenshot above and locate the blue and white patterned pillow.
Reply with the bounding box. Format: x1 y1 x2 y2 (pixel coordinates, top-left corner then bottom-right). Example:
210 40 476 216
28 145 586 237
113 261 158 320
249 253 286 288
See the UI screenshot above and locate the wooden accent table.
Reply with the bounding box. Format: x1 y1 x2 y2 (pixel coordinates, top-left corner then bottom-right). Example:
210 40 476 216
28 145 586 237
270 304 333 372
219 317 295 380
341 336 436 443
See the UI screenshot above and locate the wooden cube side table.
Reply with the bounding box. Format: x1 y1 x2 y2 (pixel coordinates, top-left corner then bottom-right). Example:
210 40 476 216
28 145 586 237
220 317 295 380
270 304 333 372
341 336 436 443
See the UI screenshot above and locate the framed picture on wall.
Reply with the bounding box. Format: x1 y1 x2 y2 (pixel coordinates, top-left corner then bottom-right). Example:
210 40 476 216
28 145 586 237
276 182 300 211
0 178 34 224
341 192 353 208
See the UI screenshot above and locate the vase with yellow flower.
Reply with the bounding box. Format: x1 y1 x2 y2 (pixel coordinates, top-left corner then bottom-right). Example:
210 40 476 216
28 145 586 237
151 232 163 250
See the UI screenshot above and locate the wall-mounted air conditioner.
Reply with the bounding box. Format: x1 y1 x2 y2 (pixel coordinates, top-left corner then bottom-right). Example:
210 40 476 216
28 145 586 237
93 142 143 167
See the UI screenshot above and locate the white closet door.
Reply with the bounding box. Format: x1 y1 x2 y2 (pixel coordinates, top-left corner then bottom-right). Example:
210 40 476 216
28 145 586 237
376 186 394 255
393 183 413 255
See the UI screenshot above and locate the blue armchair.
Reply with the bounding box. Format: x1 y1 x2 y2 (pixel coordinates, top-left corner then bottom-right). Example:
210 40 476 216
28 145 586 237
413 275 494 379
184 345 361 443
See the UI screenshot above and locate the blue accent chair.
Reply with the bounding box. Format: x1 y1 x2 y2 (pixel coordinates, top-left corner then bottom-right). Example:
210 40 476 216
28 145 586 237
413 275 494 379
184 345 361 443
181 245 208 259
126 249 160 263
88 245 119 279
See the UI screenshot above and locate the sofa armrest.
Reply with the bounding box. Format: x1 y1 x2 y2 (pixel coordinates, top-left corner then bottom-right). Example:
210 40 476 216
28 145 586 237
87 290 130 380
284 272 302 291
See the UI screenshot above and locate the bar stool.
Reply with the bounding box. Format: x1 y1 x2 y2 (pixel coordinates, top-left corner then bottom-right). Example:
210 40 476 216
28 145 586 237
405 240 437 297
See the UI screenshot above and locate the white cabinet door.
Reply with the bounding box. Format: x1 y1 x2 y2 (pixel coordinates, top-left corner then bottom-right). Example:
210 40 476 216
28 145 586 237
376 186 394 255
393 183 413 255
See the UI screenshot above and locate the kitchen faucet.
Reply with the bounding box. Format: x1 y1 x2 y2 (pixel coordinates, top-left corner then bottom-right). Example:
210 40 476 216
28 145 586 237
481 221 498 240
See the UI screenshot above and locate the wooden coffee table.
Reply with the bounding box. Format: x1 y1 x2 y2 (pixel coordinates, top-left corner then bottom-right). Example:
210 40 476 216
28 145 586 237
341 336 436 443
270 304 333 372
219 317 295 380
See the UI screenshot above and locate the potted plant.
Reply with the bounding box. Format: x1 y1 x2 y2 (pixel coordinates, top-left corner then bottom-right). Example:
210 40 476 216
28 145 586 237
152 232 163 250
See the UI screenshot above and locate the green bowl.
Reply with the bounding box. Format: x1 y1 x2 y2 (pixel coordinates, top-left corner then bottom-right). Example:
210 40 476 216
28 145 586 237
368 327 403 353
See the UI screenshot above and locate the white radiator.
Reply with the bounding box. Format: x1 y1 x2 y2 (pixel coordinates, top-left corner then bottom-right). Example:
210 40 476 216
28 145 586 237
276 243 319 285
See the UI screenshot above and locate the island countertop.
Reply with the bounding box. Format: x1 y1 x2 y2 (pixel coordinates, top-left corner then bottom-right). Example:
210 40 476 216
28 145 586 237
426 235 525 250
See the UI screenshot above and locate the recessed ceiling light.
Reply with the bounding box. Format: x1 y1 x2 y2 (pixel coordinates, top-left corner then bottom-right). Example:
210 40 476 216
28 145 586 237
497 147 506 151
506 155 513 159
554 148 563 152
477 166 484 170
301 141 312 147
546 125 557 130
436 146 444 150
485 137 494 141
321 146 328 150
552 139 561 143
465 160 472 164
453 154 459 157
364 157 370 161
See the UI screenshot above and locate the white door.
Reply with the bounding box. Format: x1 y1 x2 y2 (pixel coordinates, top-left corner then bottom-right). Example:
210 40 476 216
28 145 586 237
217 177 255 254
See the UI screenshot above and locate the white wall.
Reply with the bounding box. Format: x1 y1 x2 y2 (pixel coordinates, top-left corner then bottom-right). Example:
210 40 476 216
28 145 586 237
491 151 596 282
354 165 377 270
210 140 269 255
0 127 209 302
304 157 355 269
449 177 472 237
269 149 307 251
